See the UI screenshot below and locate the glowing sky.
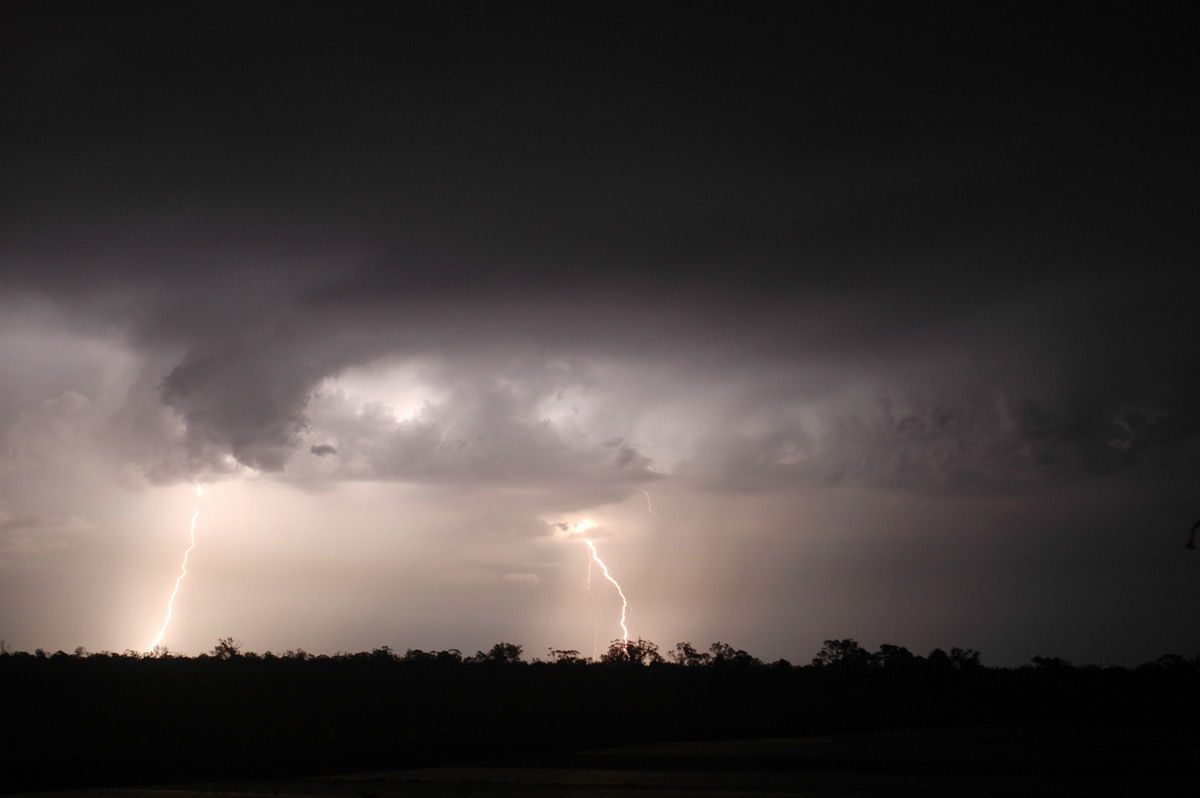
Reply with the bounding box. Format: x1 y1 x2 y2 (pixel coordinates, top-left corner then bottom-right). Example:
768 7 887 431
1 3 1196 666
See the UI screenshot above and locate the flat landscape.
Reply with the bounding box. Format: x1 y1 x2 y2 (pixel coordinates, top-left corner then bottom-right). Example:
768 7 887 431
15 722 1199 797
6 648 1198 797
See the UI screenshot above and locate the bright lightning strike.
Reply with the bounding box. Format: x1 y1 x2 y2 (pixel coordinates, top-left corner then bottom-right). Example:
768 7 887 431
149 486 203 651
583 538 629 645
552 519 632 657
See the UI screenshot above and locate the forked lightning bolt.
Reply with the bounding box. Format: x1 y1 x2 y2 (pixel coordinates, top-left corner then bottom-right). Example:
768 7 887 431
553 520 633 658
149 486 202 651
583 538 629 645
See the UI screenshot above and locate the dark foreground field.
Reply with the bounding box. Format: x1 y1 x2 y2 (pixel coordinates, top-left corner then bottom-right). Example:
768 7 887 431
14 723 1200 797
4 649 1198 795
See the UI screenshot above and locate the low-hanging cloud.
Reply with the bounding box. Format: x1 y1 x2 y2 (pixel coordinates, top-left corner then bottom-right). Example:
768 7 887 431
7 254 1197 503
291 369 659 491
676 382 1200 496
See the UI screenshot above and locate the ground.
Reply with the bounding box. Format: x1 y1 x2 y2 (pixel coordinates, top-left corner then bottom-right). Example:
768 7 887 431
16 722 1198 797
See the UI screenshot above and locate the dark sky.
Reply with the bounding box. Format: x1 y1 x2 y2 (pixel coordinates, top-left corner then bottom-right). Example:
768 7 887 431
1 1 1196 665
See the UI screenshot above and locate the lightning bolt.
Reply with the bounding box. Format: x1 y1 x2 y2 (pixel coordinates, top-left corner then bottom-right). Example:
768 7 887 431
554 519 632 659
149 486 202 651
583 538 629 645
641 489 663 522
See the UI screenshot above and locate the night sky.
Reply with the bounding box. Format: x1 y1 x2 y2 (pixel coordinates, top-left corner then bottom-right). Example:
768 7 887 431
2 1 1195 666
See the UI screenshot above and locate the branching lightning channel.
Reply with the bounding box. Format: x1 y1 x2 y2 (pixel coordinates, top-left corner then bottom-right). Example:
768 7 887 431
149 487 202 651
553 519 631 658
583 538 629 645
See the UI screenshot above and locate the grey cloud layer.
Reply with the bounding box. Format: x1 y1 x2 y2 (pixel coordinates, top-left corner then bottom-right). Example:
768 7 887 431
2 3 1194 499
4 247 1197 499
296 373 656 488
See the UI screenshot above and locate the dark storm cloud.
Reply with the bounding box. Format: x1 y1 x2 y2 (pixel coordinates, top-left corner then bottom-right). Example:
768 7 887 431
309 444 336 457
160 341 325 472
2 2 1194 495
678 384 1200 496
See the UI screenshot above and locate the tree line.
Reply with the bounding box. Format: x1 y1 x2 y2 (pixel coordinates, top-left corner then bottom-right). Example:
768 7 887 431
4 635 1198 793
4 635 1198 673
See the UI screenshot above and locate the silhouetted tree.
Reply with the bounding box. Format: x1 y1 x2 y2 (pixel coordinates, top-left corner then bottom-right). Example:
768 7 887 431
874 643 917 672
547 648 588 665
812 639 871 671
669 642 710 667
708 642 760 668
1151 653 1193 672
371 646 397 661
600 638 662 666
212 637 242 660
435 649 463 665
925 648 955 673
950 647 982 671
1029 655 1072 670
472 642 524 664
